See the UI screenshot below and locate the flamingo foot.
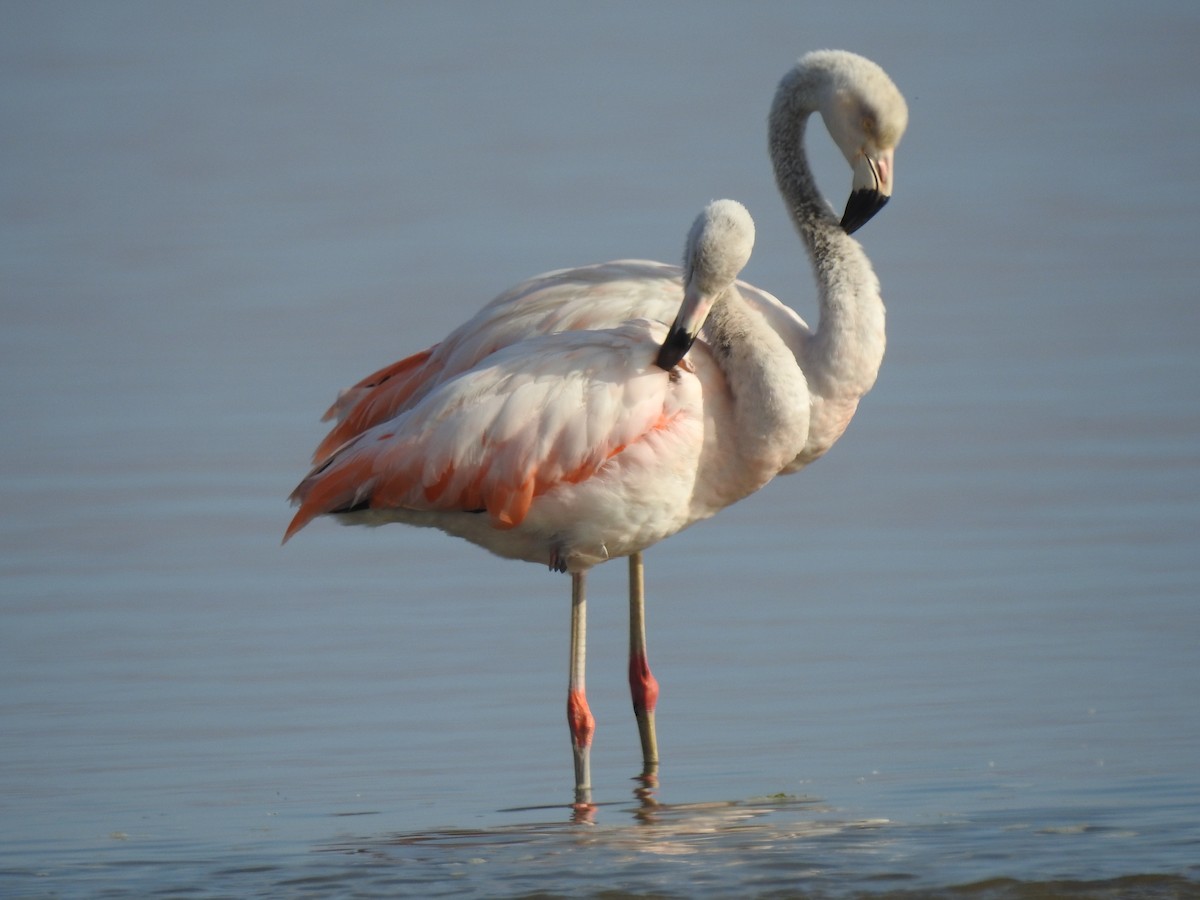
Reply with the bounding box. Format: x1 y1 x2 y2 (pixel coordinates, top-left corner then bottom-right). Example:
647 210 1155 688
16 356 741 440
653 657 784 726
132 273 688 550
627 553 659 775
568 572 593 803
629 651 660 772
568 688 594 800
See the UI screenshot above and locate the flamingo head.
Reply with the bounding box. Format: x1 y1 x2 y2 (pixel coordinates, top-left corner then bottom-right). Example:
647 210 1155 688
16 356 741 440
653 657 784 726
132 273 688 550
656 200 756 370
811 51 909 234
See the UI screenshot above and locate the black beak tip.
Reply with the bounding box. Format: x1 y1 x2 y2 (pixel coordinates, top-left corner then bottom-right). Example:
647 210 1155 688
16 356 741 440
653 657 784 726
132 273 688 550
841 190 889 235
655 326 695 371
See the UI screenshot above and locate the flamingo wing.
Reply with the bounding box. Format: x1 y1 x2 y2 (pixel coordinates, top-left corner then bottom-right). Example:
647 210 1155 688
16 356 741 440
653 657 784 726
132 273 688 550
309 263 692 460
286 321 690 543
309 260 808 465
313 346 443 463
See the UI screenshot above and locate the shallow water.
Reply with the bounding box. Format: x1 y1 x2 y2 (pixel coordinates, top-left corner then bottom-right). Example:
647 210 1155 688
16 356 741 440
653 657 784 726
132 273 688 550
3 2 1199 897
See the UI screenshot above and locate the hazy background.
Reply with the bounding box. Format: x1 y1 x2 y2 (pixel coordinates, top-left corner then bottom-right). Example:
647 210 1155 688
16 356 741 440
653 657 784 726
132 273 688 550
2 2 1197 895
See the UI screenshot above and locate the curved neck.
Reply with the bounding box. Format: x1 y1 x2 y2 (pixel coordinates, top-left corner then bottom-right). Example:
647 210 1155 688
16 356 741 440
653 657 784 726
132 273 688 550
769 74 837 237
768 68 886 399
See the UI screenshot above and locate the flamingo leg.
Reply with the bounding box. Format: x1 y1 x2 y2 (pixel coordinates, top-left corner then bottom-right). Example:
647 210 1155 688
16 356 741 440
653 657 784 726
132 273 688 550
628 552 660 775
567 572 595 804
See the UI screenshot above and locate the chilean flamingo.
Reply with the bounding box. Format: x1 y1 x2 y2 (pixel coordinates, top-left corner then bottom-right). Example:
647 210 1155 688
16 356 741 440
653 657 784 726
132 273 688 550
286 50 908 798
289 199 764 799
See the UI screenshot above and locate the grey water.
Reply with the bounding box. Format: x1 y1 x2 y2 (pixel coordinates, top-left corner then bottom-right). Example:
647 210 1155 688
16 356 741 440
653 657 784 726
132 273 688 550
3 2 1198 897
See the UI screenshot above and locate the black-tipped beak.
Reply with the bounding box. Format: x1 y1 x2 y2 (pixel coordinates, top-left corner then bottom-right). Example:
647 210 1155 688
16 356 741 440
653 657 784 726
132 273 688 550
655 281 713 370
841 189 889 234
842 147 895 234
655 323 696 370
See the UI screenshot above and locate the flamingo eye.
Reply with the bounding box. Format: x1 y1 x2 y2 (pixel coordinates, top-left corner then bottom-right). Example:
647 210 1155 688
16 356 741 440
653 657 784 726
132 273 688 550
860 110 878 138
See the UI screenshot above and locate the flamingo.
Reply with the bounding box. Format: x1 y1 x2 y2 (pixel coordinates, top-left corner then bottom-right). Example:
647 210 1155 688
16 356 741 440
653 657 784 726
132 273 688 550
286 50 908 798
288 199 764 798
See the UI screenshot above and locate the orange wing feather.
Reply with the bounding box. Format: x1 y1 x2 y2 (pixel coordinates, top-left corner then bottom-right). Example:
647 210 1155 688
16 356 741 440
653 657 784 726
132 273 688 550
312 346 441 463
286 319 690 546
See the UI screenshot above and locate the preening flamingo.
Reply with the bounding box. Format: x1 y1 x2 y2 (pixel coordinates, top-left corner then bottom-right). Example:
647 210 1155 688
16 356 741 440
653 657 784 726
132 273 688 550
286 50 908 799
289 199 765 798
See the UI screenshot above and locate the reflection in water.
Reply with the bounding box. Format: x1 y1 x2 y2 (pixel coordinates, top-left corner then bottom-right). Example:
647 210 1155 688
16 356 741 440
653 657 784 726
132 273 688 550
327 794 894 896
443 780 878 862
514 767 665 826
631 769 660 824
323 791 1196 898
569 767 661 825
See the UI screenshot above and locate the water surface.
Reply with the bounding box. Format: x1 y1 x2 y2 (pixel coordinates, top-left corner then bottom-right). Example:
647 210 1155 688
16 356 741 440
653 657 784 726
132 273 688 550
2 3 1198 897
